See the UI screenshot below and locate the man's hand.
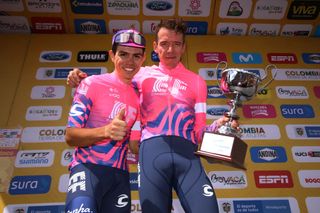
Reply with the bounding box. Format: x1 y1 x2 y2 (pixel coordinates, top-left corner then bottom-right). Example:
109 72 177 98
104 108 128 141
216 115 240 130
67 68 87 88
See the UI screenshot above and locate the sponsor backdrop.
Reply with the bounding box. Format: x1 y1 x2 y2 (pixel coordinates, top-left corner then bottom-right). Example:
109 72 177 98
0 0 319 213
0 0 319 37
0 33 319 213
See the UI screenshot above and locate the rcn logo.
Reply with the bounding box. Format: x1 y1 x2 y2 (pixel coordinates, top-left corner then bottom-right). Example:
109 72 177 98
9 175 51 195
281 104 314 118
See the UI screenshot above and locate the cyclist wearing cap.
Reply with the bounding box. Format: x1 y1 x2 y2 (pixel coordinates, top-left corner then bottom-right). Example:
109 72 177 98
64 29 146 213
67 20 238 213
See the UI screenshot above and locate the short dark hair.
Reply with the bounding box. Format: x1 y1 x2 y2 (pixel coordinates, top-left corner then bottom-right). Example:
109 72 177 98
155 18 187 43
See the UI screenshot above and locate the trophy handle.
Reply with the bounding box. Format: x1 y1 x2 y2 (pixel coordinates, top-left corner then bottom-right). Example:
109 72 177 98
216 61 228 87
257 64 277 93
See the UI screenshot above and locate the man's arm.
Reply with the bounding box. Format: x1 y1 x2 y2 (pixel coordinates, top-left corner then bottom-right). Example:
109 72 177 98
66 109 128 147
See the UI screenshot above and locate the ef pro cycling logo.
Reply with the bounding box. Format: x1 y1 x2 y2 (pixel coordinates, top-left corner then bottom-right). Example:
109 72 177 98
116 194 129 208
202 184 214 197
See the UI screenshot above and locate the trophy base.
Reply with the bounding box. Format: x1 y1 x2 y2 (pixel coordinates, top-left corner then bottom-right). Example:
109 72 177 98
195 132 248 170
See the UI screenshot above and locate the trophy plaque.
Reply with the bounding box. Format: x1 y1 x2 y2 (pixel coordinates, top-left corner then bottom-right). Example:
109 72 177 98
195 62 277 170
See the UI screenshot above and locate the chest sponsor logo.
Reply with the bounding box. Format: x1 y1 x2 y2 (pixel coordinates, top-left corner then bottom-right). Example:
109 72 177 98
21 126 66 143
239 124 280 140
281 104 314 118
243 104 276 118
292 146 320 163
208 171 247 189
250 146 287 163
9 175 51 194
15 150 54 168
254 170 293 188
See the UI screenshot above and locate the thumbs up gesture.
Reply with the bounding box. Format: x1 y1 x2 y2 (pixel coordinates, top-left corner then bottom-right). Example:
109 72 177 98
104 108 128 141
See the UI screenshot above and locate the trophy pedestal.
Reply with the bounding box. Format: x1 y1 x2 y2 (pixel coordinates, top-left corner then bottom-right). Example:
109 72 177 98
195 132 248 170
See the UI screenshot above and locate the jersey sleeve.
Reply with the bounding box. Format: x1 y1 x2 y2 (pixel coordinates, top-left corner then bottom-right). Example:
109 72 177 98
194 75 208 143
67 77 94 128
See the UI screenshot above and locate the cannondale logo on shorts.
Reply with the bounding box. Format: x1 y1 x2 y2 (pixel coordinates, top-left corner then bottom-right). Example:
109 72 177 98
202 184 214 197
115 194 129 208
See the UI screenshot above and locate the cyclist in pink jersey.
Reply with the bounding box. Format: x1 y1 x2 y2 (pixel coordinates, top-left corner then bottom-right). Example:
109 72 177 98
67 19 239 213
65 29 146 213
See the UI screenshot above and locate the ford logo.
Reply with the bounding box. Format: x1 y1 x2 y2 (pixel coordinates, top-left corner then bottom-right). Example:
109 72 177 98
41 52 70 61
146 1 172 11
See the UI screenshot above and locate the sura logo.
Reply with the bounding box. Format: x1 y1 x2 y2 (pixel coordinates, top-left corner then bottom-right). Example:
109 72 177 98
67 203 93 213
116 194 129 208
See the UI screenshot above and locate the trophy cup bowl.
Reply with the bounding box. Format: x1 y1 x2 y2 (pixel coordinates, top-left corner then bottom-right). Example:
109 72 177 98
195 62 277 170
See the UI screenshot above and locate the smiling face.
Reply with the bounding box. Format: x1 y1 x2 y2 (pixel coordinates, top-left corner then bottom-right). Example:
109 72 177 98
153 27 186 69
109 45 146 84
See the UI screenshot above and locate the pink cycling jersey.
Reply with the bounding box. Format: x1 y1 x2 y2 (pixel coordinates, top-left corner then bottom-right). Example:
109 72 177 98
133 62 208 144
67 72 139 171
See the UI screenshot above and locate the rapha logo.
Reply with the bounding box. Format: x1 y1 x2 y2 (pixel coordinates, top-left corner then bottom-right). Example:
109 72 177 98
67 203 93 213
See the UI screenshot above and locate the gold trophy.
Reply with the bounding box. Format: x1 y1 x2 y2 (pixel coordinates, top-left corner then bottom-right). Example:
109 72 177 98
196 62 277 170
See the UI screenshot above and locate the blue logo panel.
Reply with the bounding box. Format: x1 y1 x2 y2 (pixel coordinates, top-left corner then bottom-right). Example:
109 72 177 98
9 175 51 195
281 104 314 118
233 200 291 213
302 53 320 64
250 146 287 163
185 21 208 35
232 53 262 64
305 126 320 138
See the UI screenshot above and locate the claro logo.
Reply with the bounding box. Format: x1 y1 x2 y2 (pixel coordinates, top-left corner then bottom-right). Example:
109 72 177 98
9 175 51 195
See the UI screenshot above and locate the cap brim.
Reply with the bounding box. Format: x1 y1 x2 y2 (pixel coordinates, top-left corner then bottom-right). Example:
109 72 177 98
119 43 145 49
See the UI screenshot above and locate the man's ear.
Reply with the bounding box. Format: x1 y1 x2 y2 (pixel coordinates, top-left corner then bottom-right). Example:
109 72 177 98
109 50 115 62
153 41 158 53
